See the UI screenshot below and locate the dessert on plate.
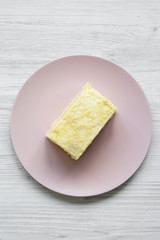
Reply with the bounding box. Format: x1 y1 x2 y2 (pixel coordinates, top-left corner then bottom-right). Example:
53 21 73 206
46 82 117 160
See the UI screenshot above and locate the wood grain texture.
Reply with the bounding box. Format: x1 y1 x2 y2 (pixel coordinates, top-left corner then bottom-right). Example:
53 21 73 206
0 0 160 239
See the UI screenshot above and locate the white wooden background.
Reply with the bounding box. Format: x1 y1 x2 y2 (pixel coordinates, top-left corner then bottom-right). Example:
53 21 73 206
0 0 160 239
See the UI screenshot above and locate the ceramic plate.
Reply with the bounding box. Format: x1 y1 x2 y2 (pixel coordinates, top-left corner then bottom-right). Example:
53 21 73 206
11 56 152 197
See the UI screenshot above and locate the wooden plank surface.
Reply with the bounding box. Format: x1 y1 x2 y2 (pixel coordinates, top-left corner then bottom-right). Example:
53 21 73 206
0 0 160 239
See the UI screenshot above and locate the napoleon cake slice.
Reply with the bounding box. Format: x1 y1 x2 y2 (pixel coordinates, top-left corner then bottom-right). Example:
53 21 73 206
46 82 117 160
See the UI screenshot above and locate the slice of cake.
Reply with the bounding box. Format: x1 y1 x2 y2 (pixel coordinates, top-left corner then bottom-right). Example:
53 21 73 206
46 82 118 160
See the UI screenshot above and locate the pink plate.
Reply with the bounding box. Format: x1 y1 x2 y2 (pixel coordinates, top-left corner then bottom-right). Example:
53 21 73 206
11 56 152 197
